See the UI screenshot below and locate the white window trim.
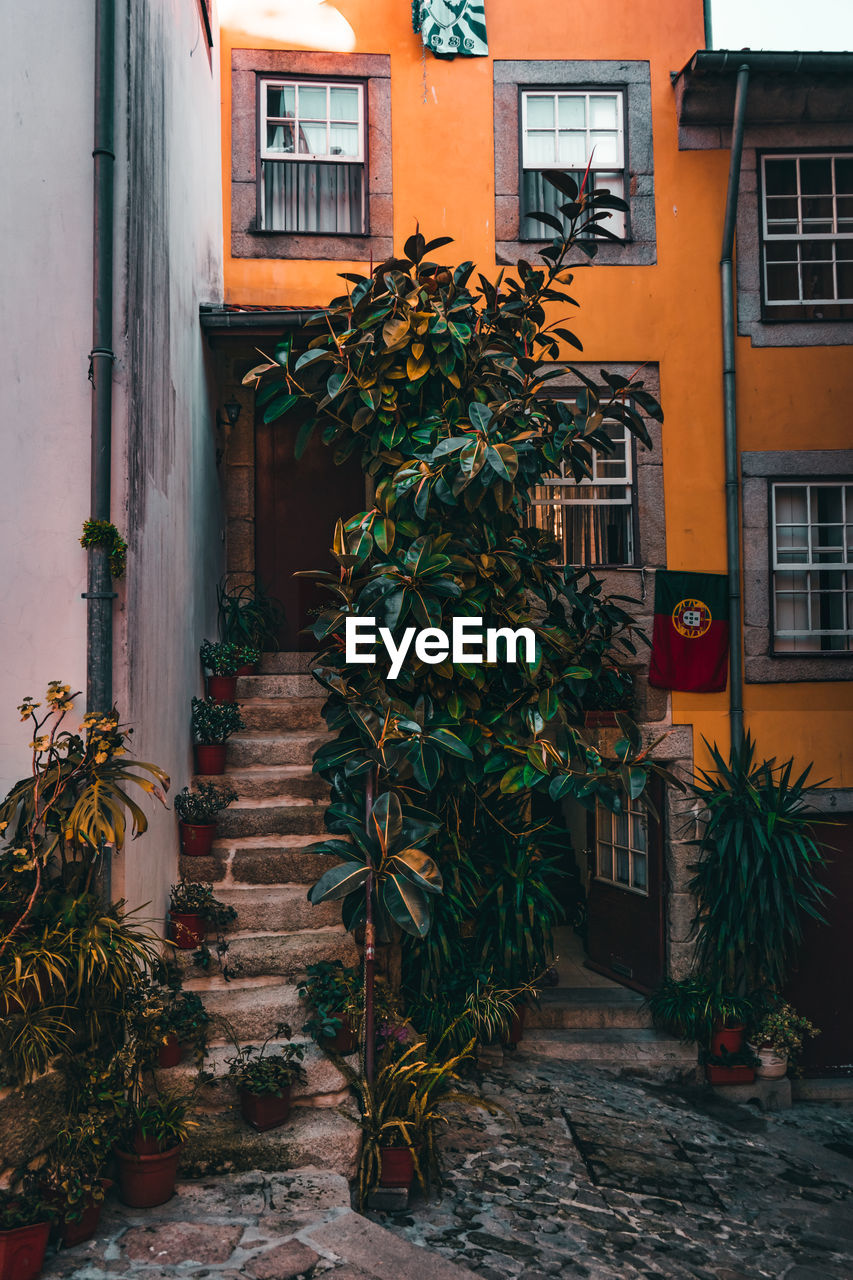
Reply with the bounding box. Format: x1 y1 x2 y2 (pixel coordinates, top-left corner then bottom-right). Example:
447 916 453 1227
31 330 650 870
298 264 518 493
260 79 365 165
771 480 852 649
595 800 649 897
520 89 624 176
760 151 853 308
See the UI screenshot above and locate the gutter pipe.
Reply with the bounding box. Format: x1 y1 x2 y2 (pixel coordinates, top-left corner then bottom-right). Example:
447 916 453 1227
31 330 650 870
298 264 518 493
86 0 117 718
702 0 713 50
720 63 750 754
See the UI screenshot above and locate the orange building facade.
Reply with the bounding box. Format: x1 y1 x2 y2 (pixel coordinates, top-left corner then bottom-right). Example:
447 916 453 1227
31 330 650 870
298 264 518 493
205 0 853 1067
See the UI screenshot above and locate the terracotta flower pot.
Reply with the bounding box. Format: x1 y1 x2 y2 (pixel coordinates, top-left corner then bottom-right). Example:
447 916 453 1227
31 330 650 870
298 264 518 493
194 744 226 776
584 709 620 728
115 1144 181 1208
59 1180 112 1249
504 1004 527 1046
178 820 216 856
156 1034 183 1068
710 1022 745 1057
239 1088 291 1132
0 1221 50 1280
379 1146 415 1188
235 663 256 677
207 675 238 702
321 1013 358 1054
705 1063 755 1085
169 911 206 949
749 1043 788 1079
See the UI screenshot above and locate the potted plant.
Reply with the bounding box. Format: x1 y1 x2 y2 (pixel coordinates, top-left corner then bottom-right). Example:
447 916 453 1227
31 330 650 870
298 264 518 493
216 578 285 663
114 1093 194 1208
127 978 213 1068
191 698 245 776
0 1191 53 1280
174 781 238 857
226 1023 307 1131
747 1002 819 1079
646 978 755 1084
298 961 363 1054
168 880 236 953
40 1111 113 1248
199 640 260 702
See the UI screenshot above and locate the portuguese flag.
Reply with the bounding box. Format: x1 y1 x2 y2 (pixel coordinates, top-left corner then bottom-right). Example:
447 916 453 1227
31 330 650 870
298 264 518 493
648 570 729 693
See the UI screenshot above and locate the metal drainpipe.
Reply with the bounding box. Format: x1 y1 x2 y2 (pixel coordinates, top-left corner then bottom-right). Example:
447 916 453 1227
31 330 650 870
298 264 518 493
702 0 713 49
87 0 117 899
720 64 750 753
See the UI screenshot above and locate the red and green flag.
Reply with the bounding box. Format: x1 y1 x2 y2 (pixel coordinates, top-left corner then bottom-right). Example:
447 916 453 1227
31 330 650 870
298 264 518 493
648 570 729 693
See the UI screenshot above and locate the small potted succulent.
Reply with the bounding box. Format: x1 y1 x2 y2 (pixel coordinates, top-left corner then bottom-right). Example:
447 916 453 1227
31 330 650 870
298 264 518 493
114 1092 195 1208
174 781 238 857
747 1002 819 1079
191 697 245 776
226 1023 307 1132
298 961 363 1054
169 881 236 953
0 1189 53 1280
199 639 260 702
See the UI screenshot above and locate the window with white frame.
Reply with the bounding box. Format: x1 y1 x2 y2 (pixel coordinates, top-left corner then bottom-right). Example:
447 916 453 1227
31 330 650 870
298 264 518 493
520 90 626 241
529 417 634 566
761 153 853 320
260 80 365 234
595 800 648 895
772 482 853 652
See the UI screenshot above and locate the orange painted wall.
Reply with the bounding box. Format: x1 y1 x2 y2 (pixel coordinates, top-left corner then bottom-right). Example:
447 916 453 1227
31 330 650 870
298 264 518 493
219 0 853 787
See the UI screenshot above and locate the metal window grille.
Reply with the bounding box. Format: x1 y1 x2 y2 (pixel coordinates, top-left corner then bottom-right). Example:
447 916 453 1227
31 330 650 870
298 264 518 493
595 800 649 896
260 80 365 234
772 481 853 652
761 153 853 310
520 90 626 240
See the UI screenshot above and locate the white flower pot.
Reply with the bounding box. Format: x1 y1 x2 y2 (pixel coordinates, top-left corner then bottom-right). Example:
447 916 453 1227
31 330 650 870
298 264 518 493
748 1042 788 1079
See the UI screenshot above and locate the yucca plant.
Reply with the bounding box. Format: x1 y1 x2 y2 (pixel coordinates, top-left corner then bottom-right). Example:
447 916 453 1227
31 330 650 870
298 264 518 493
688 734 831 996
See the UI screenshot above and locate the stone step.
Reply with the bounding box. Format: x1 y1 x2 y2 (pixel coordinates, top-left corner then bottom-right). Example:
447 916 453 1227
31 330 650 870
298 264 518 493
217 884 338 933
197 764 327 800
237 674 322 699
227 733 329 768
519 1029 699 1083
180 1101 360 1180
527 986 654 1031
180 834 338 888
237 699 327 732
182 976 310 1040
259 651 315 674
156 1039 354 1111
216 798 328 839
173 924 359 981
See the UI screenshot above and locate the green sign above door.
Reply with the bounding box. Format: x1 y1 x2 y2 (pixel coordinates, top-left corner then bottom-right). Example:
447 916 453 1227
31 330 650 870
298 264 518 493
413 0 488 58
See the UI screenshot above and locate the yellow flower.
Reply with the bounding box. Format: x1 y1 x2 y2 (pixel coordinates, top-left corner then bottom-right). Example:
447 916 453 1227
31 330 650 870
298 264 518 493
30 736 49 752
94 751 108 764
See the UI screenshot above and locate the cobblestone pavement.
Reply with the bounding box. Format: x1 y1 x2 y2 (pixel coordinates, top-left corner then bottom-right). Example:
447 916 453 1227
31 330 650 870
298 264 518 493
368 1049 853 1280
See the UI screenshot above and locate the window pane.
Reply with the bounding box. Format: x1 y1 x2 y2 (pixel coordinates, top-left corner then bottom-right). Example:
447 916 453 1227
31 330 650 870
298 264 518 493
590 131 620 166
615 848 630 885
589 95 618 128
299 86 328 120
800 157 833 196
262 160 364 234
776 524 809 563
329 123 359 157
558 132 588 167
801 195 833 235
267 123 295 153
598 843 613 880
557 95 585 128
526 131 557 166
766 262 799 302
764 158 797 196
836 157 853 195
267 85 295 118
614 809 628 847
631 812 647 853
298 122 328 155
632 854 647 891
813 486 843 524
329 86 358 121
801 258 834 300
526 95 555 128
776 486 809 522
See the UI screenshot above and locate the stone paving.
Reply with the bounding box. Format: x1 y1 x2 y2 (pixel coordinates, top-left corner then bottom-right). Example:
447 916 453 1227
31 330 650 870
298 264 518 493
367 1048 853 1280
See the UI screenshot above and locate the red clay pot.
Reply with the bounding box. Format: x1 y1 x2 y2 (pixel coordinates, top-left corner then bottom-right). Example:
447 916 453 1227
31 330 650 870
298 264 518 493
156 1033 183 1068
115 1145 181 1208
59 1180 112 1249
710 1023 745 1057
239 1088 291 1132
194 745 226 776
169 911 206 949
706 1063 755 1085
207 675 238 702
235 663 256 677
0 1221 50 1280
379 1146 415 1188
504 1004 527 1046
321 1013 358 1054
178 820 217 856
584 710 620 728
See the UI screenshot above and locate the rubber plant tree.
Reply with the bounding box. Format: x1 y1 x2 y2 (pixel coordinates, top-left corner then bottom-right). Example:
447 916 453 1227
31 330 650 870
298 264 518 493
247 172 666 1009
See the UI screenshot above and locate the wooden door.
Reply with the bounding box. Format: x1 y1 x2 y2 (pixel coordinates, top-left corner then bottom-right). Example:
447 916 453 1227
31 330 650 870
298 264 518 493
255 413 365 651
785 815 853 1075
585 779 666 993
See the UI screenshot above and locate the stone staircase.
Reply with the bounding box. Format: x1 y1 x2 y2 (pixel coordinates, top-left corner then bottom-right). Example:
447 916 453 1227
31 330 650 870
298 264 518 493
178 652 361 1178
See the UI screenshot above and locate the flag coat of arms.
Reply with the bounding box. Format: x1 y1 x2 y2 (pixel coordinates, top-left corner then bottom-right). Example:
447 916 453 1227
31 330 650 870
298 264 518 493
648 570 730 693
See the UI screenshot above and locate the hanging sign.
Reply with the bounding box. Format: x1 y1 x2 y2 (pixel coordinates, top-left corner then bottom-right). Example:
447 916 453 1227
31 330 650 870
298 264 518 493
413 0 489 58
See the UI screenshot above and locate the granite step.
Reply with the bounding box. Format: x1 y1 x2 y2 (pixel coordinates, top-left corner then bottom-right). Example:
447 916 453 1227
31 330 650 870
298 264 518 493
180 1101 360 1180
519 1028 699 1083
259 652 315 674
196 764 327 800
237 674 321 699
155 1039 354 1111
179 834 337 888
216 798 328 839
173 924 358 981
217 884 337 933
226 733 329 767
237 699 327 732
181 975 310 1040
527 986 654 1031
